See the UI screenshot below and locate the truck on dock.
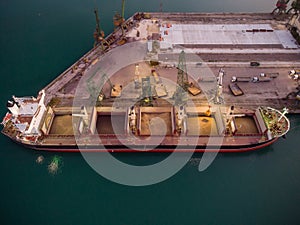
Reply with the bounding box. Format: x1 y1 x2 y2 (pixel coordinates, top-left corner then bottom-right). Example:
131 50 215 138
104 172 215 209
289 69 300 80
229 83 244 96
231 76 252 82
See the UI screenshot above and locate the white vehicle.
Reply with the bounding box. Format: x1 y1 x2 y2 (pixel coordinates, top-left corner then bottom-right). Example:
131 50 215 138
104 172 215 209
289 69 300 76
289 70 300 80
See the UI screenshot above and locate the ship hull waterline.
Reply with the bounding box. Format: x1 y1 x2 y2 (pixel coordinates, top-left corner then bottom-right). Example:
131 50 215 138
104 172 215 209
10 137 279 153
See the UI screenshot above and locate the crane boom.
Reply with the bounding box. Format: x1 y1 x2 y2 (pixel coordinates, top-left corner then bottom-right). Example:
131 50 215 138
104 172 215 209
172 51 189 105
93 8 110 50
94 8 102 38
214 68 225 104
121 0 125 19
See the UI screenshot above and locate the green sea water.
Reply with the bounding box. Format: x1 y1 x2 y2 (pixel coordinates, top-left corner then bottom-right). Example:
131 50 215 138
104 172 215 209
1 1 300 224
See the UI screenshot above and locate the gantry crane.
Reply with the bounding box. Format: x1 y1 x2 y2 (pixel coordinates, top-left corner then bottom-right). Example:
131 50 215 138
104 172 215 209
86 69 121 103
140 77 153 106
86 69 108 100
173 50 189 105
86 69 104 103
177 50 189 91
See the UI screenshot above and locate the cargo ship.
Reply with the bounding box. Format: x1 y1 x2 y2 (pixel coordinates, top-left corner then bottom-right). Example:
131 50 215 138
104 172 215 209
1 10 296 152
1 90 290 152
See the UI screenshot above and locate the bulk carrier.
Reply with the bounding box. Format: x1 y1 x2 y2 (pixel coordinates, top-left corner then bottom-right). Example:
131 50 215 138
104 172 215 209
1 92 290 152
2 3 298 152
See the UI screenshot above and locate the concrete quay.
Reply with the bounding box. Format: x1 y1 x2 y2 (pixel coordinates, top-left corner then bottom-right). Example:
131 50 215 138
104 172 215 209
42 12 300 113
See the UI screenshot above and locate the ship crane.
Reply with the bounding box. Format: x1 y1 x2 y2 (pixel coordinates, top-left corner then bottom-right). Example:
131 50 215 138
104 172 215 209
72 106 90 134
73 106 89 125
224 106 246 135
214 68 225 104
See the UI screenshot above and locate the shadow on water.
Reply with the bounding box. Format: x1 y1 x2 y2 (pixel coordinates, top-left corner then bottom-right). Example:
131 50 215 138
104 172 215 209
111 151 172 166
190 144 276 160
